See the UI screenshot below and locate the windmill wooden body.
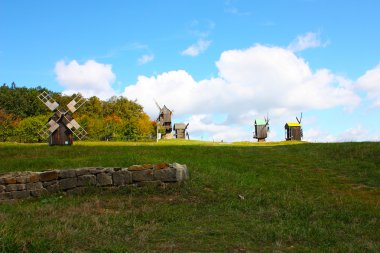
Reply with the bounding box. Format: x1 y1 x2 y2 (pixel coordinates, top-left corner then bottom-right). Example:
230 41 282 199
38 91 87 145
253 117 269 142
155 101 173 138
285 113 303 141
173 123 189 139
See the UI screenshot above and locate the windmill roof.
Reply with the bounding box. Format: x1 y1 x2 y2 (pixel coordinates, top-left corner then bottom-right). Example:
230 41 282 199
174 123 187 130
255 118 266 125
162 105 172 112
286 122 301 127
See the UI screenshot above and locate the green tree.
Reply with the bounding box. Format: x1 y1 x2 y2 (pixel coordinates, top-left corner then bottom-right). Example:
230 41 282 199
0 109 20 141
15 115 47 143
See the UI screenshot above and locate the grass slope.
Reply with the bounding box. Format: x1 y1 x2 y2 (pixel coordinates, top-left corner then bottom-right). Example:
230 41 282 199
0 141 379 252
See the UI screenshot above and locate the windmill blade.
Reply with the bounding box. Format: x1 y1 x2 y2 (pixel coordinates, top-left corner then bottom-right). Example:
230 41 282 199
67 95 87 113
64 116 87 140
38 126 50 140
38 123 51 140
37 91 59 111
48 119 60 133
296 112 303 124
154 99 162 111
38 119 59 139
72 126 87 140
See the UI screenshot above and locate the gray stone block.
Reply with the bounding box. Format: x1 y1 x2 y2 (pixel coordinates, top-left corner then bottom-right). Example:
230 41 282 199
112 170 132 186
89 168 104 174
0 185 5 193
11 190 30 199
42 180 58 187
153 168 177 182
96 173 112 186
77 175 96 186
15 176 28 184
30 188 48 197
0 192 12 200
46 182 59 193
6 184 26 192
39 171 58 182
103 167 115 173
59 178 77 190
132 169 154 182
66 187 86 195
59 169 76 178
26 182 43 191
75 168 90 176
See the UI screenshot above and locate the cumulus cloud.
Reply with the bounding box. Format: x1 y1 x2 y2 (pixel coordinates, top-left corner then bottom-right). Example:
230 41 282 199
137 54 154 65
55 60 116 100
288 32 328 52
181 39 212 56
124 44 360 141
356 63 380 107
304 125 380 142
184 114 252 142
303 128 338 142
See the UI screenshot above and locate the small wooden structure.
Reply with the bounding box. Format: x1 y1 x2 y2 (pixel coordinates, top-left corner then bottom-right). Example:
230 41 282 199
253 118 269 142
155 102 173 137
38 91 87 145
173 123 189 139
48 110 73 145
285 113 303 141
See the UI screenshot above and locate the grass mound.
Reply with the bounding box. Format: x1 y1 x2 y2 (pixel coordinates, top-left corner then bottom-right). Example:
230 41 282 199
0 141 379 252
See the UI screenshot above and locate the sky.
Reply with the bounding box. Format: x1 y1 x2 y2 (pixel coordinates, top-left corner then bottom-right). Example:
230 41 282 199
1 0 380 142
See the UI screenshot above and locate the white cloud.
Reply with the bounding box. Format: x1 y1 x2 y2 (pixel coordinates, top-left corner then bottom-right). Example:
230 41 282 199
304 125 380 142
338 125 380 142
224 0 251 16
137 54 154 65
124 44 360 141
288 32 328 52
224 6 251 16
181 39 212 57
356 63 380 107
55 60 116 100
303 128 338 142
185 114 252 142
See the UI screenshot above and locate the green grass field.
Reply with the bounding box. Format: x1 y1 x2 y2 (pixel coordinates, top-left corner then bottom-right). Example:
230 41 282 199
0 140 379 252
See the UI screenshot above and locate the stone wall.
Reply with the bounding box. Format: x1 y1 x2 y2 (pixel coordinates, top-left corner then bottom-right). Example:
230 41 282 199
0 163 189 201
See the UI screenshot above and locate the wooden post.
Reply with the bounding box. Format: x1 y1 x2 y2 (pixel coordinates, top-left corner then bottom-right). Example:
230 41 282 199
156 122 159 143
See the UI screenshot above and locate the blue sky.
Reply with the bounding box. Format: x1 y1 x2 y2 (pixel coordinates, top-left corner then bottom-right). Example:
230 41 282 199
1 0 380 142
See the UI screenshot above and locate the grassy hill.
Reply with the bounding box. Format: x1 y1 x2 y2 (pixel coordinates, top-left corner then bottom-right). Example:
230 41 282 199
0 141 379 252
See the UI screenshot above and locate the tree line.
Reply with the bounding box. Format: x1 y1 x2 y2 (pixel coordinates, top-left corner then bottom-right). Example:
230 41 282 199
0 83 156 142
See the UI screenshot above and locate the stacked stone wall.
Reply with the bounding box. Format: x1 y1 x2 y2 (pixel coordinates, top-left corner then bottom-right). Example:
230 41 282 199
0 163 189 201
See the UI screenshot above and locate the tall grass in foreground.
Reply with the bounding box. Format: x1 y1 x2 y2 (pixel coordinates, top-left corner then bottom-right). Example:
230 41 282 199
0 141 379 252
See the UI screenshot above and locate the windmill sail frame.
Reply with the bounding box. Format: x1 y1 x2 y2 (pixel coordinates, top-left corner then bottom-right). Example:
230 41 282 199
37 92 87 145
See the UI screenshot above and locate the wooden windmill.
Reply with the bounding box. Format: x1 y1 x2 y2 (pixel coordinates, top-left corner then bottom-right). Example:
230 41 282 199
38 91 87 145
173 123 189 139
285 113 303 141
155 100 173 139
253 115 269 142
